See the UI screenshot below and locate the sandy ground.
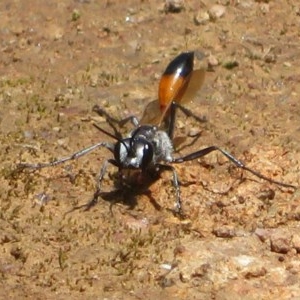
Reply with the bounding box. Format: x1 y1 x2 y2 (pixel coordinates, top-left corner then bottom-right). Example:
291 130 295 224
1 0 300 299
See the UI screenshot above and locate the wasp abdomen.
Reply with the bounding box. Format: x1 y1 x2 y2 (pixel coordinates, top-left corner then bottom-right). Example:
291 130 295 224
159 52 194 111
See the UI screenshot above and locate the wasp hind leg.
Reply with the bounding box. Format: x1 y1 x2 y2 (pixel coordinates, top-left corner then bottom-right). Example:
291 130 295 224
167 101 207 140
173 145 296 189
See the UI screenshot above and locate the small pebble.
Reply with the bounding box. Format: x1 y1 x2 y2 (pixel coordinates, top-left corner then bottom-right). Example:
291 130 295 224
292 234 300 253
208 5 226 20
194 11 210 25
270 231 292 254
208 54 219 67
164 0 185 13
213 226 236 238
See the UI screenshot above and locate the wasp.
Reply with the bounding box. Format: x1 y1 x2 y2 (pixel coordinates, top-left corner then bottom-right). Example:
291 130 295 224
18 51 296 215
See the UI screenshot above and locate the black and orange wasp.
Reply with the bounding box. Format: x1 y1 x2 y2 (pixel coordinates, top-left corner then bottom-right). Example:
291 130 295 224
18 51 296 215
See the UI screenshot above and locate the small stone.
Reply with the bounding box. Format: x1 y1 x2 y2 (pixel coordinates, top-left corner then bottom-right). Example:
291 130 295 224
208 55 219 67
270 231 292 254
179 271 189 283
52 126 61 132
192 264 210 277
260 3 270 14
213 226 236 238
176 119 185 129
174 245 186 256
188 127 201 137
164 0 185 13
57 138 67 145
208 5 226 20
244 266 267 279
292 234 300 253
254 228 271 242
194 11 210 26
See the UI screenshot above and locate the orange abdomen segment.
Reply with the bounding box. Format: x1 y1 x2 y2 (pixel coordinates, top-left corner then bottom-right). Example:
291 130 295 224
159 74 190 112
158 52 194 112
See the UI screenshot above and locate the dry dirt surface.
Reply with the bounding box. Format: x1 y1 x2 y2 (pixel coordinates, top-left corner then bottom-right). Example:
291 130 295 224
1 0 300 299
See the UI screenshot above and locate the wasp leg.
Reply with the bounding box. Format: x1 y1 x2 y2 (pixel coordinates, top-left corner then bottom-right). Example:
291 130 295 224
93 105 139 138
157 164 183 216
168 101 207 140
174 102 207 123
64 159 118 214
173 146 296 189
84 159 112 211
18 142 114 171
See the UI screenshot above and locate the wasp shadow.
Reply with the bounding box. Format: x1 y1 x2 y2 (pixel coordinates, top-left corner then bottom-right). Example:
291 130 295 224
65 169 163 216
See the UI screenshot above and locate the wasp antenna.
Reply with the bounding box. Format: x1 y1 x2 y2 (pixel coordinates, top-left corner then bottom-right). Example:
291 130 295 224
93 123 122 141
92 123 129 152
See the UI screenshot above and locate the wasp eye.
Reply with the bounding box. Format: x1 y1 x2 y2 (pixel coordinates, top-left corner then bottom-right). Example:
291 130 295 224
141 142 153 170
114 139 130 166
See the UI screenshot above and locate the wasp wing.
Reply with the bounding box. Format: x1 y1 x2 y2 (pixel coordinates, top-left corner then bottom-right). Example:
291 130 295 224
140 99 161 125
